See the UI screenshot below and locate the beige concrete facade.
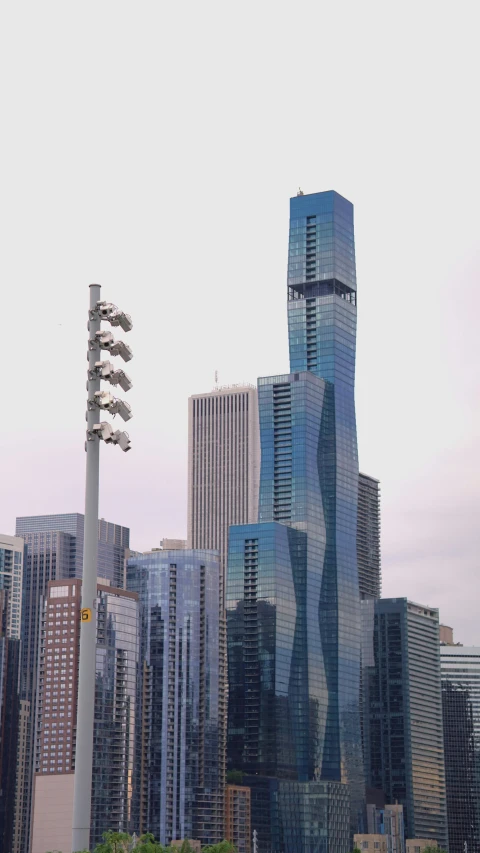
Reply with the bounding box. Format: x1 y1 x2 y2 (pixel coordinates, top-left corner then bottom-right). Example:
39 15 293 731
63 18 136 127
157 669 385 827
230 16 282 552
355 834 388 853
31 772 74 853
225 784 251 853
406 841 437 853
439 624 454 645
187 384 260 599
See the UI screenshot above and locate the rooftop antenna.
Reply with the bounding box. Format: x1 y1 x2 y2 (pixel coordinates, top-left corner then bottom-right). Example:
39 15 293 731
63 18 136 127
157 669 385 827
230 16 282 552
297 187 304 196
215 370 219 386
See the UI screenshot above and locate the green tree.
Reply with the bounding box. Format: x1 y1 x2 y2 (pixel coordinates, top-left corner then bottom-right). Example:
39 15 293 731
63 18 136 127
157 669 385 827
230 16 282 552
422 848 447 853
134 833 171 853
93 831 132 853
226 770 243 785
202 841 236 853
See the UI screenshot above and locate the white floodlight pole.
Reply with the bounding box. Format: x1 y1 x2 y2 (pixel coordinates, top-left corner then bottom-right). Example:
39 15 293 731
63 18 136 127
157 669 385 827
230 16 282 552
72 283 102 852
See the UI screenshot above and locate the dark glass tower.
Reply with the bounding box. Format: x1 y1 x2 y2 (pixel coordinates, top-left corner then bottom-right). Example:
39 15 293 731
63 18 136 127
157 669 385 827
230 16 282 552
357 474 381 600
441 646 480 853
363 599 448 848
227 191 364 853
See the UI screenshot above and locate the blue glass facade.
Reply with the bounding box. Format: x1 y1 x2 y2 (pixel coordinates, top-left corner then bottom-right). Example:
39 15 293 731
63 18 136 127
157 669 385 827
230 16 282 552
227 191 364 853
127 549 223 845
363 599 448 848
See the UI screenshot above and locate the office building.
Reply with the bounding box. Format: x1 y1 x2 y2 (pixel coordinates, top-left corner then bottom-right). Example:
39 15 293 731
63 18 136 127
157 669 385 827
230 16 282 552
357 474 381 599
0 575 22 852
30 578 139 853
363 599 447 848
14 513 129 853
405 841 437 853
441 645 480 853
439 625 455 646
0 535 24 853
354 835 388 853
225 784 251 853
367 803 405 853
187 383 260 602
127 548 223 846
227 191 364 853
0 534 24 639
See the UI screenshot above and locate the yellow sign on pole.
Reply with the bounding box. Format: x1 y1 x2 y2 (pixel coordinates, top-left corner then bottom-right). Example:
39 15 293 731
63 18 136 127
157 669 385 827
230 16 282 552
81 608 92 623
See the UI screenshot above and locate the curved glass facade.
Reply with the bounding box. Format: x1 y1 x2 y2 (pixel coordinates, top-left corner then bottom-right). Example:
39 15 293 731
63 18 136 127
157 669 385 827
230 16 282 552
227 191 364 853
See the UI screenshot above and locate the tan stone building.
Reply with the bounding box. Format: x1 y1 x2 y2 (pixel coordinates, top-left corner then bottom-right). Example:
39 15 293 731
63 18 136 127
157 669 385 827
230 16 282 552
406 840 437 853
31 579 139 853
355 834 388 853
225 784 251 853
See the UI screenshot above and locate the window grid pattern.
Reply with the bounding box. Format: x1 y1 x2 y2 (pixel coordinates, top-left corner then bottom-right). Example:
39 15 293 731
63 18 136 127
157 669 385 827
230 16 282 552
127 550 223 847
364 599 448 849
227 191 364 852
441 646 480 853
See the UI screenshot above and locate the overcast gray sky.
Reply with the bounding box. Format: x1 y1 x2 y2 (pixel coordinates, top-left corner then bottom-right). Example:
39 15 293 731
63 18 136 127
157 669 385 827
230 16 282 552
1 2 478 642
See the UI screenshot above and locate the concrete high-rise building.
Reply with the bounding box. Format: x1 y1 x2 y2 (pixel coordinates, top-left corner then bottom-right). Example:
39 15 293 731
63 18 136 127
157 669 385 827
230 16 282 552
0 538 23 853
188 384 260 834
0 535 24 853
127 548 224 846
30 578 139 853
367 803 405 853
14 513 129 853
441 645 480 853
439 624 455 645
227 191 364 853
0 534 24 640
363 598 448 848
225 784 251 853
357 474 381 599
187 384 260 601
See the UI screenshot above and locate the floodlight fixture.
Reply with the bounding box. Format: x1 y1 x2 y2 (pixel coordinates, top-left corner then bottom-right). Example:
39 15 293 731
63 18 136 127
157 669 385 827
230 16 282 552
111 369 133 392
109 311 133 333
89 361 133 392
89 360 115 379
90 331 133 362
92 300 133 332
113 429 132 452
91 421 115 443
91 330 114 351
92 391 132 422
110 339 133 362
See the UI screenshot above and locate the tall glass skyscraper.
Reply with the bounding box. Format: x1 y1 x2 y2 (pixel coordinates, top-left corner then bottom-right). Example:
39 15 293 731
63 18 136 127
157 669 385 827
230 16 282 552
363 599 448 848
127 548 224 846
441 645 480 853
227 191 364 853
357 474 381 600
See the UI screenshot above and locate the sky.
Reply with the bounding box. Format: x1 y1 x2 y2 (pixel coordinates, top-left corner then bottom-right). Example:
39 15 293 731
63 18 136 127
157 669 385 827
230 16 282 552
0 2 479 642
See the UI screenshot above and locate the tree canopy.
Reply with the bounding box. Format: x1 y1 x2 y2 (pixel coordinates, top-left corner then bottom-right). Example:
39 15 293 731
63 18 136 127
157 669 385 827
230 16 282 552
48 833 238 853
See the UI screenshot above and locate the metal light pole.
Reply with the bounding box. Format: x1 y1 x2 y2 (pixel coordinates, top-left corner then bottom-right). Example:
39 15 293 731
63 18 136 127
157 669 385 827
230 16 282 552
72 284 133 852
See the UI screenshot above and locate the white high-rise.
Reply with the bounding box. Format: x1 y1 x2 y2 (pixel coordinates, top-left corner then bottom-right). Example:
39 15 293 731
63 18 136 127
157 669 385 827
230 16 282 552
187 383 260 599
0 533 24 640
